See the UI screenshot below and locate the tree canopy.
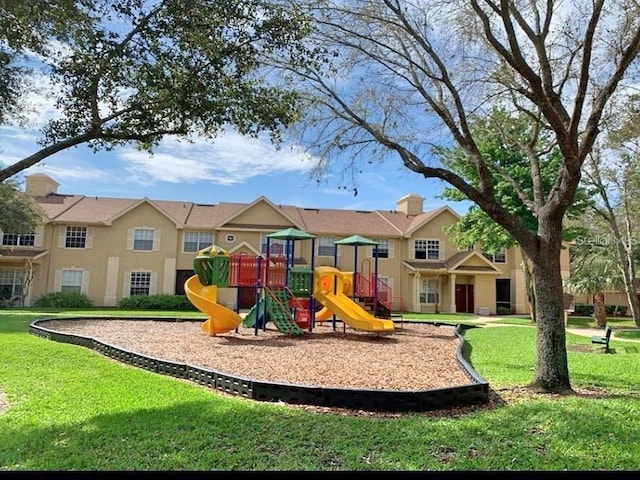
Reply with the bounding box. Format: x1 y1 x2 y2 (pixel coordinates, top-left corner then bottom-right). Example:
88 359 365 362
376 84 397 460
0 177 42 234
0 0 312 181
438 109 591 254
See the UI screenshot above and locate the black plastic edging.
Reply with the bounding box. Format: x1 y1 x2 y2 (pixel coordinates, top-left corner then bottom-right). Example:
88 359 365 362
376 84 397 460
29 317 489 412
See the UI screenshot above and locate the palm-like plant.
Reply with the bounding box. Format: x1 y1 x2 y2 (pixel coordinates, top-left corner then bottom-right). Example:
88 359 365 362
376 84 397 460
565 244 624 327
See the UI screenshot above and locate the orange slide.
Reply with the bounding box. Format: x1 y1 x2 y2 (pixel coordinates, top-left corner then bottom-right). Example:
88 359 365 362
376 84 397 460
184 275 242 335
314 305 333 321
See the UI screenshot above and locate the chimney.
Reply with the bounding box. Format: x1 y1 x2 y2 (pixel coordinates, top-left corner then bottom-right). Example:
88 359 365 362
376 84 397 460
395 194 424 216
25 173 59 196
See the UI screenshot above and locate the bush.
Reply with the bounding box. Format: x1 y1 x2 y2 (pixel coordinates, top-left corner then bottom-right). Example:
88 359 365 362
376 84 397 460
605 304 628 316
574 303 594 316
117 294 196 310
496 306 511 315
33 291 94 308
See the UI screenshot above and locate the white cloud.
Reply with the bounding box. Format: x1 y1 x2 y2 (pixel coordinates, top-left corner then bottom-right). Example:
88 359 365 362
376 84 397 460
119 131 318 186
24 164 110 181
19 73 64 128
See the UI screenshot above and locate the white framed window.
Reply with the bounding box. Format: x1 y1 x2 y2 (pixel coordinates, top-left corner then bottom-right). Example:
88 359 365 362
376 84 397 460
130 271 151 295
64 226 88 249
1 232 35 247
128 227 159 251
0 268 22 300
317 236 336 257
420 278 439 304
225 234 236 243
483 248 507 263
372 239 393 259
134 228 154 251
60 269 83 293
414 239 440 260
183 231 213 253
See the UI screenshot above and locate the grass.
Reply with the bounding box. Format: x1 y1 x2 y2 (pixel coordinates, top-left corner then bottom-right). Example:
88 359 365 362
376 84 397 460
486 314 640 330
483 316 533 326
399 312 478 321
615 330 640 340
567 316 638 329
2 309 640 470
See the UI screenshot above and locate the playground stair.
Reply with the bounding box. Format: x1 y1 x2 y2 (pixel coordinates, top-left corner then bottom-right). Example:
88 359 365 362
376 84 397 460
355 273 393 319
265 287 306 336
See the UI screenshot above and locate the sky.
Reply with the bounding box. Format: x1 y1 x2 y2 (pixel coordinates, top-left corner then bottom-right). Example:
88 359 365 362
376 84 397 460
0 18 474 216
1 124 470 214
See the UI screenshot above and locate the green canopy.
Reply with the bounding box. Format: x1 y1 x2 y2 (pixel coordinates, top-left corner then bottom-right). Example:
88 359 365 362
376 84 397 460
266 227 316 240
334 234 378 246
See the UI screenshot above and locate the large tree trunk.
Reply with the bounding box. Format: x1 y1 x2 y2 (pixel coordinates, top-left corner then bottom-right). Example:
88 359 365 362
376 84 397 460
528 217 572 393
593 292 607 328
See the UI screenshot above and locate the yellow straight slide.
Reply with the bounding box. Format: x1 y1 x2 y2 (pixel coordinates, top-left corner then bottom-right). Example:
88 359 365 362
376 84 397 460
313 290 394 332
184 275 242 335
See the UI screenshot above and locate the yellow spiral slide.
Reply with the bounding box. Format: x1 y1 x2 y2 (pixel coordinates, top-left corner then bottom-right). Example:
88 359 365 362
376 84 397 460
184 275 242 335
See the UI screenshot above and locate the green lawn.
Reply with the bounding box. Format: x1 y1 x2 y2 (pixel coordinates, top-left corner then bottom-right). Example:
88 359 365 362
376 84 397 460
399 312 479 321
566 316 638 329
616 330 640 340
1 309 640 470
486 315 640 330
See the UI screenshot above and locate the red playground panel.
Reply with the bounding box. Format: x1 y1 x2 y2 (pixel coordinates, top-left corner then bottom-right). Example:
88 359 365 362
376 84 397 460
228 254 287 287
294 308 310 329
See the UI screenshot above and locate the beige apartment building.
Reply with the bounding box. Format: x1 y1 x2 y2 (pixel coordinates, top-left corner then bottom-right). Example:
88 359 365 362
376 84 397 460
0 173 571 314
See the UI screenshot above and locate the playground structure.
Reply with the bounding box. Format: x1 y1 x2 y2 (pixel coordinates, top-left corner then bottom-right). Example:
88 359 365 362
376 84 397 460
183 229 397 336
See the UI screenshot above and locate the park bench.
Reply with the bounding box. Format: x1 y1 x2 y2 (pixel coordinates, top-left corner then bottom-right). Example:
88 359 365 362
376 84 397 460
591 325 612 353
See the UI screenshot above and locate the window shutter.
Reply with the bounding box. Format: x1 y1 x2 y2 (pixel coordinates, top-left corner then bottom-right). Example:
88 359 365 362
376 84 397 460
126 229 134 250
54 270 62 291
149 272 158 294
153 229 160 251
58 226 66 248
388 240 395 259
81 270 90 294
409 240 415 260
85 227 94 249
34 226 44 247
122 272 131 297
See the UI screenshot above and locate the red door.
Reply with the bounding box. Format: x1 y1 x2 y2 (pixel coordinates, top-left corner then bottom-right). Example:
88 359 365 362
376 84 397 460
455 284 475 313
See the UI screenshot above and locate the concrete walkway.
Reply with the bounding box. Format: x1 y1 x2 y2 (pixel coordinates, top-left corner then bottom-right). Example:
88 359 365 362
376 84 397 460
468 315 640 342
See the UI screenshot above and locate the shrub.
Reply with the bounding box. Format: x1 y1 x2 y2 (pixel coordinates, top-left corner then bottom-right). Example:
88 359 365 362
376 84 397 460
33 291 94 308
605 304 628 316
117 294 196 310
496 306 511 315
574 303 594 316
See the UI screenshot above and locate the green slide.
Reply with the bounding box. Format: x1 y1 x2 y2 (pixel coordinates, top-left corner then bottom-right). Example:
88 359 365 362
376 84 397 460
242 297 268 328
